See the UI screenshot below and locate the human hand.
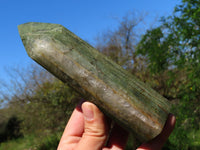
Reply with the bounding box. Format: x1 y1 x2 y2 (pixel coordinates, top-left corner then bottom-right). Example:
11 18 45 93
57 101 176 150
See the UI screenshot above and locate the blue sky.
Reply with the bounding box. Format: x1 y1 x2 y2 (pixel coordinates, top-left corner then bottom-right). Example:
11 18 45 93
0 0 180 83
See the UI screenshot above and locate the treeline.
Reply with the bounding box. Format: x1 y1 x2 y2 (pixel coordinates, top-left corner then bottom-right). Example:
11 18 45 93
0 65 81 149
0 0 200 149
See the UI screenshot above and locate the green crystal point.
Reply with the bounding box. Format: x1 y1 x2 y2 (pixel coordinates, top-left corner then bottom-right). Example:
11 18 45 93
18 22 171 142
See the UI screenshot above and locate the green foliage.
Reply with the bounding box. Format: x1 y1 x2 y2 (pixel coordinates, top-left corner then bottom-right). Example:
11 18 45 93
0 137 32 150
4 116 23 140
136 0 200 149
0 64 80 140
18 79 79 135
137 27 172 74
0 115 23 143
37 134 60 150
0 134 42 150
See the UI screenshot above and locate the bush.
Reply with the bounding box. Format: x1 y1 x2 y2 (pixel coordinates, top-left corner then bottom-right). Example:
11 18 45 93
0 115 23 143
37 134 60 150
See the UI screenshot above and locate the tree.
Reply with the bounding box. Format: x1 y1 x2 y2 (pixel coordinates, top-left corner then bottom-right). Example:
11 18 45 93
136 0 200 149
0 63 80 136
96 11 147 73
0 115 23 142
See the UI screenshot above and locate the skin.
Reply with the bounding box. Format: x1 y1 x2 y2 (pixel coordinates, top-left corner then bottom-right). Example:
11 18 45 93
58 101 176 150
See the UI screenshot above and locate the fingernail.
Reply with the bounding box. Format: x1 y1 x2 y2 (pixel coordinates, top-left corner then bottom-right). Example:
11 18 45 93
83 103 94 121
170 113 176 125
76 99 85 112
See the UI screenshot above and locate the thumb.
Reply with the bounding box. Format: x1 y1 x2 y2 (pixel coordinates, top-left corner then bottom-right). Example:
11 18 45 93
76 102 108 150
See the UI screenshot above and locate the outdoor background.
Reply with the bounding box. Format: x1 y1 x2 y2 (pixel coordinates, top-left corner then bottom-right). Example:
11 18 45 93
0 0 200 149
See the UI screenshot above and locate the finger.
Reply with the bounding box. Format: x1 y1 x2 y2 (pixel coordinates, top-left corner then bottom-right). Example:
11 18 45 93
106 124 129 150
76 102 109 150
155 113 176 142
58 101 85 150
137 113 176 150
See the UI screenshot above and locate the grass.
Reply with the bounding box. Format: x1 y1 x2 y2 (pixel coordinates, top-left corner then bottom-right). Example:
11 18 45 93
188 130 200 147
0 133 62 150
0 135 38 150
0 130 199 150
